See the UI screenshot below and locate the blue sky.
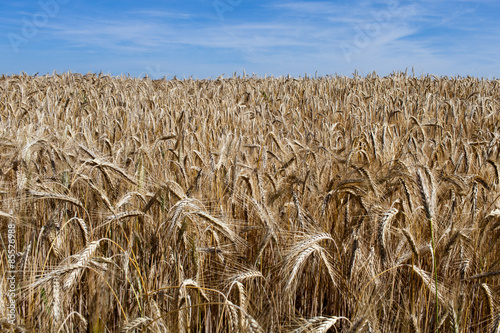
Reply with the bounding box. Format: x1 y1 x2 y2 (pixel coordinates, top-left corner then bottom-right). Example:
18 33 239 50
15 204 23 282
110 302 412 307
1 0 499 79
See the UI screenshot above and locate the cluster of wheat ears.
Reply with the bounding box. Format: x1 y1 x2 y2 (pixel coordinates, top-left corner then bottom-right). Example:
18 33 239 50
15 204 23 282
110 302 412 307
0 72 500 332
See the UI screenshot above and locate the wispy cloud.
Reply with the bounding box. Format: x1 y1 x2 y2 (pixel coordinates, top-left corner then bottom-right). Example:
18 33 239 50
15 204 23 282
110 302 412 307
47 16 317 51
133 10 192 20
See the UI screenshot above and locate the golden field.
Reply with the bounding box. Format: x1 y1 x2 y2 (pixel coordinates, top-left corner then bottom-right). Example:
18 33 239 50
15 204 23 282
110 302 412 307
1 72 500 332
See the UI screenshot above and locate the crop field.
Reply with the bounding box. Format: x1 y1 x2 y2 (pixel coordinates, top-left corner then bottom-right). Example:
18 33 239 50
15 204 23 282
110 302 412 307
1 72 500 332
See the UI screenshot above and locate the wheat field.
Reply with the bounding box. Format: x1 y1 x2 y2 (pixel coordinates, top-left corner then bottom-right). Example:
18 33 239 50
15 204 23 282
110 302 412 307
1 72 500 332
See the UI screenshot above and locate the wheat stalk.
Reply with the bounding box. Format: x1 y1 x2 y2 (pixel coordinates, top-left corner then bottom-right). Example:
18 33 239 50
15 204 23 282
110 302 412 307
63 240 101 291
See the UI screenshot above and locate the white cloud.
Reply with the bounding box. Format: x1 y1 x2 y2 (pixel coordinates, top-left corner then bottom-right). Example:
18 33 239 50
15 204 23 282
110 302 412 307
133 10 192 19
